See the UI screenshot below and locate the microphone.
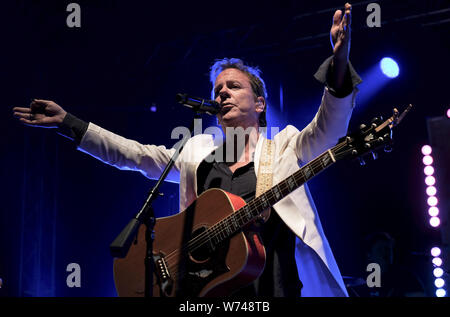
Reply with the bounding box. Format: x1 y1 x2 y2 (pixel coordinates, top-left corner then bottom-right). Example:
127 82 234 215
176 93 221 115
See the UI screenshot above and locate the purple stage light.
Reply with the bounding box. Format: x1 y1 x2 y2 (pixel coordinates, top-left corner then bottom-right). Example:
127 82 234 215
427 196 438 207
424 166 434 176
432 257 443 267
421 145 432 155
428 206 439 217
430 217 440 227
431 247 441 257
435 278 445 288
436 288 446 297
425 176 436 186
426 186 437 196
434 268 444 278
423 155 433 165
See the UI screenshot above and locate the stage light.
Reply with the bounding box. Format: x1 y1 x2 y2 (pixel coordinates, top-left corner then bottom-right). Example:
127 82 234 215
436 288 446 297
380 57 399 78
434 268 444 278
435 278 445 288
423 155 433 165
426 186 437 196
447 108 450 118
421 146 446 296
421 145 432 155
424 166 434 176
432 257 443 267
425 176 436 186
430 217 440 227
431 247 441 257
427 196 438 207
428 206 439 217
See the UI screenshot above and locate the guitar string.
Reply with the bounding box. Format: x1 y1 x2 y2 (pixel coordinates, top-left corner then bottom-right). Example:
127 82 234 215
162 142 351 268
163 168 292 264
163 147 352 279
177 142 349 253
161 142 351 270
166 146 358 281
162 146 356 285
164 150 355 278
161 142 350 267
163 180 287 271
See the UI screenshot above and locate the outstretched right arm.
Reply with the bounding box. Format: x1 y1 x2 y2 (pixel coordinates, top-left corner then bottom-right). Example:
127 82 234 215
12 100 181 182
78 122 181 182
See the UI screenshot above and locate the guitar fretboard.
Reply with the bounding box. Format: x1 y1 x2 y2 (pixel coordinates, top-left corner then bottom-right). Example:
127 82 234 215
191 147 339 252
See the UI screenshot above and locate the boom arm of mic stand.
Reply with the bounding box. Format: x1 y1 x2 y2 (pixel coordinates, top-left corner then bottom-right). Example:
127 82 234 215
109 112 201 297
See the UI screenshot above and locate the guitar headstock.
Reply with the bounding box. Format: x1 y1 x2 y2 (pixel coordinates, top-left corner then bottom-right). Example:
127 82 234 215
333 104 413 164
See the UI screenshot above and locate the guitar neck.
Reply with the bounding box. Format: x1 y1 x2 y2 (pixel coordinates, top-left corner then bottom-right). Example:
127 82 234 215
205 142 345 248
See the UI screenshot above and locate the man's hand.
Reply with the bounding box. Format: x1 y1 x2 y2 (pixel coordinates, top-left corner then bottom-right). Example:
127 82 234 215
331 3 352 62
13 99 67 128
330 3 352 90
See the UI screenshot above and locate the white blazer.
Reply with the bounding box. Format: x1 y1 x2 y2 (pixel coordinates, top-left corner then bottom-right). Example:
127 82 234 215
78 87 357 297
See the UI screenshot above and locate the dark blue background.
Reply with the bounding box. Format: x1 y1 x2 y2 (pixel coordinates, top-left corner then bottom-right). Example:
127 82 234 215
1 0 449 297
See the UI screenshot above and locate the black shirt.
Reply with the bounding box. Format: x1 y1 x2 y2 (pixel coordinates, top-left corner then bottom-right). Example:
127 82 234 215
196 151 302 297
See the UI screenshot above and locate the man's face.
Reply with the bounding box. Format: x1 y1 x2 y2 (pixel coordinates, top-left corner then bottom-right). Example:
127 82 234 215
213 68 264 129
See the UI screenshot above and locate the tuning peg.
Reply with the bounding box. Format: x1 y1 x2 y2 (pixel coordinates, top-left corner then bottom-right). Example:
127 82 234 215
371 116 383 124
371 116 384 128
358 157 366 166
364 143 371 149
392 108 399 124
359 124 367 130
372 151 378 160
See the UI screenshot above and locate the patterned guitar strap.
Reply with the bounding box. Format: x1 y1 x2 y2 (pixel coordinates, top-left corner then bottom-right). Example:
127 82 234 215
255 138 274 223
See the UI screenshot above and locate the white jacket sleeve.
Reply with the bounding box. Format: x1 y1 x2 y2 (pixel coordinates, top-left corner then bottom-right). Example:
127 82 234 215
78 122 181 183
294 87 357 164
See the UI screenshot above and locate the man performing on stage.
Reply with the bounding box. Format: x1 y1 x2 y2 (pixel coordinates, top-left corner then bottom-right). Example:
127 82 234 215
13 3 361 296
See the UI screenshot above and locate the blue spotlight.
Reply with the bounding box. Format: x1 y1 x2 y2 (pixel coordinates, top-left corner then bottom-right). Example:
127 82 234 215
379 57 399 78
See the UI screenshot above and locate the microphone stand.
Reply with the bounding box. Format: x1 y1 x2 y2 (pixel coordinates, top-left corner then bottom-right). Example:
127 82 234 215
110 111 201 297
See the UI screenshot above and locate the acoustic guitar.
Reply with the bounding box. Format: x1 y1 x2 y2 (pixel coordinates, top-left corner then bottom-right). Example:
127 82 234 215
113 106 411 297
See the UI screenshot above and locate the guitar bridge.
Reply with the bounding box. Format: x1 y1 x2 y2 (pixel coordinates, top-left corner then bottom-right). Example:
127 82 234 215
153 253 173 296
154 253 170 279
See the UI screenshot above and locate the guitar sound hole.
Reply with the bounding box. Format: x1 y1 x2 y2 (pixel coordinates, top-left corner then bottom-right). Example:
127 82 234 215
189 226 211 263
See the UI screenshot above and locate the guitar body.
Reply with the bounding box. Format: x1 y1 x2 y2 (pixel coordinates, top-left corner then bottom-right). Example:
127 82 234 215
113 188 266 297
112 108 404 297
